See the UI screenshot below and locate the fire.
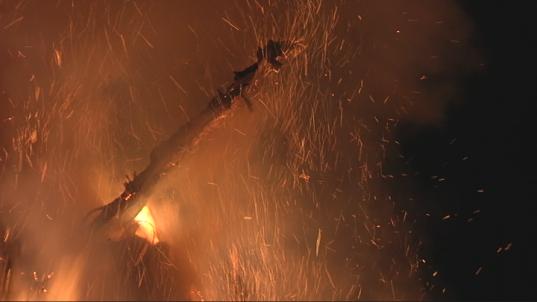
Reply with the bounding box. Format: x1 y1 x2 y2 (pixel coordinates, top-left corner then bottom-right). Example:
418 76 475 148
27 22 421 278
134 206 160 245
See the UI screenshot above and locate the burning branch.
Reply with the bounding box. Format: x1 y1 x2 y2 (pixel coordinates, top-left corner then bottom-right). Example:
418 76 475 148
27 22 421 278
88 39 304 239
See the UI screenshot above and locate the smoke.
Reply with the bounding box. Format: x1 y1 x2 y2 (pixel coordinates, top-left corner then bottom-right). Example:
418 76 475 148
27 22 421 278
0 0 477 300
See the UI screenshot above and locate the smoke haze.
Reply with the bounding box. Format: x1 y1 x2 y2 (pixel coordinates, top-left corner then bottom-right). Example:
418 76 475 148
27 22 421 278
1 0 477 300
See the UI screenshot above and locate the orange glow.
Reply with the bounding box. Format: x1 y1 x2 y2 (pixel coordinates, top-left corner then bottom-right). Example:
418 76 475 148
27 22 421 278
134 206 160 245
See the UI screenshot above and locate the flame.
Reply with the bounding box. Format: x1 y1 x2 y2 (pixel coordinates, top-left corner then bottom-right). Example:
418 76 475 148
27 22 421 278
134 206 160 245
46 257 83 301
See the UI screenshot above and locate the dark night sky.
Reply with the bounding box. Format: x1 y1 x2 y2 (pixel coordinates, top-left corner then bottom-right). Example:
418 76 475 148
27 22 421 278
398 1 537 300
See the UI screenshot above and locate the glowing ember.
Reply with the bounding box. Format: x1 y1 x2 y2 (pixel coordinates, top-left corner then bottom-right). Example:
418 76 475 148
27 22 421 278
134 206 159 245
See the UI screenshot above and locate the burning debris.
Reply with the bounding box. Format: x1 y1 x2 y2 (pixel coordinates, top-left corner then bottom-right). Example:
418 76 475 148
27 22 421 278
87 39 305 241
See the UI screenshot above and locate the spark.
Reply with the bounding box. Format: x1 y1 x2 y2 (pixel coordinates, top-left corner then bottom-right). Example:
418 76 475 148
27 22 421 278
222 17 241 31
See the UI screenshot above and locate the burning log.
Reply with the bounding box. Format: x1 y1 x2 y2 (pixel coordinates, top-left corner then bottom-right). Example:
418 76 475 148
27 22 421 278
88 39 305 239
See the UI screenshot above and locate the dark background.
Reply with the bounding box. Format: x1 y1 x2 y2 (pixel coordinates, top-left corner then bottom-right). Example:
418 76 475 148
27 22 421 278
398 1 537 300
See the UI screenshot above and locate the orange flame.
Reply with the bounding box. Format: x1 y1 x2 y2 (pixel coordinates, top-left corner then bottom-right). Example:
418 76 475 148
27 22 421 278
134 206 159 245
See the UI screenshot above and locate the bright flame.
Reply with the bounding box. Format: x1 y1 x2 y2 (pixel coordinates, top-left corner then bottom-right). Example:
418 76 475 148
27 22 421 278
134 206 160 245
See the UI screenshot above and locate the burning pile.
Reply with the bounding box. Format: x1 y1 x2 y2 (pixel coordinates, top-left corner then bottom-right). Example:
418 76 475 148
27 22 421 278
0 0 473 300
